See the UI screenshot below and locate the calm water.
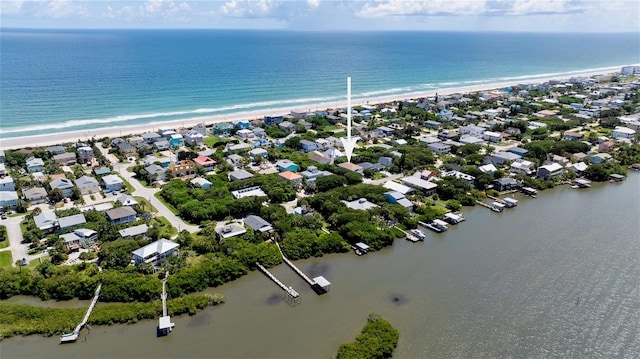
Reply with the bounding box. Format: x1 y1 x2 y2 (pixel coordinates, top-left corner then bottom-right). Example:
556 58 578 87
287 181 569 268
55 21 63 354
1 30 638 138
2 174 639 358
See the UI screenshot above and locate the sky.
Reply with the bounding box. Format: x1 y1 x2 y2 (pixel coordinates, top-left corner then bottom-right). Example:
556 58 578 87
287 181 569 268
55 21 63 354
0 0 638 32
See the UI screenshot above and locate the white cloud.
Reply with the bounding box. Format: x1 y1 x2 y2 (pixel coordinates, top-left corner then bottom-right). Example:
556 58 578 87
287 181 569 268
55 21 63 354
357 0 487 18
41 0 91 18
508 0 582 15
307 0 319 9
220 0 275 17
0 0 26 15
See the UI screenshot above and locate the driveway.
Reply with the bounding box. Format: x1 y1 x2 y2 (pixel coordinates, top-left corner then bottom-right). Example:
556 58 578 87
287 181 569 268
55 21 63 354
2 214 28 267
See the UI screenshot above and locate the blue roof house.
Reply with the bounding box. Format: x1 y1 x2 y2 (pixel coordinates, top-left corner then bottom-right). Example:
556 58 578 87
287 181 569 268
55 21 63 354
234 120 250 129
300 139 318 153
275 159 299 172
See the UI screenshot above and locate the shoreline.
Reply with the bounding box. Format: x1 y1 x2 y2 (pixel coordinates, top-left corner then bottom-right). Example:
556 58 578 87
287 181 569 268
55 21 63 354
0 66 629 150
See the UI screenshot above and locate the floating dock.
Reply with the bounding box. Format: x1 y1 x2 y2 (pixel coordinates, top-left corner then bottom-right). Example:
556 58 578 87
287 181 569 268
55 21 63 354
419 220 448 233
476 200 502 212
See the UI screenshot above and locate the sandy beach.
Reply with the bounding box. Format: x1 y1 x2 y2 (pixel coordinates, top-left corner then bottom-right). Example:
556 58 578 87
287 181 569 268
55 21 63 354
0 68 621 151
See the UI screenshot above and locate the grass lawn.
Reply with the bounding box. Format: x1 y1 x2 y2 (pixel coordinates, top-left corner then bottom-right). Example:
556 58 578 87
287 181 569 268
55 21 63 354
0 251 13 268
203 136 229 147
323 125 339 132
0 240 9 249
27 256 50 267
390 227 406 238
134 196 157 212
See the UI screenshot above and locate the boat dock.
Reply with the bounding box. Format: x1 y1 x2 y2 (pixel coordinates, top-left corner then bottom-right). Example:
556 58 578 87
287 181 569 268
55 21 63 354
419 220 448 233
256 262 301 305
476 200 503 212
275 242 331 294
520 186 538 197
393 226 424 242
157 272 174 336
60 282 102 343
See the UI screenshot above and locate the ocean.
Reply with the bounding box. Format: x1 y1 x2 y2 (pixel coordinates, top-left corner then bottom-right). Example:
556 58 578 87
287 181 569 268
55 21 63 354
0 29 638 139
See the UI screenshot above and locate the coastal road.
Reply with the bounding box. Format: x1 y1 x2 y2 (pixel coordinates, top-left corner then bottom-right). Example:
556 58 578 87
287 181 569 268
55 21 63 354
96 144 200 234
2 214 28 266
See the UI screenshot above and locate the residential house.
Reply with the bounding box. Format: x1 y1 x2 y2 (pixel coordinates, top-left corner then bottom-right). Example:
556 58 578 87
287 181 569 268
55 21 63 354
278 171 303 187
420 136 441 145
93 166 111 176
598 141 615 152
216 223 247 239
237 129 254 139
193 155 216 172
46 146 66 155
145 165 167 182
26 157 45 173
427 142 451 155
264 114 284 125
106 206 137 224
191 123 208 135
358 162 385 172
401 176 437 195
190 177 212 189
485 152 522 166
278 121 296 132
0 150 4 164
482 131 503 143
438 109 453 121
119 224 149 238
298 120 313 130
507 147 529 157
102 174 124 192
478 164 498 175
612 126 636 139
373 126 394 138
493 178 521 191
77 146 95 164
459 135 485 145
244 215 273 233
184 130 204 146
384 191 413 211
378 156 394 167
226 143 252 152
233 120 250 129
0 163 5 177
58 214 87 231
0 177 15 191
338 162 363 174
420 170 436 180
52 152 77 166
309 153 332 165
437 130 459 141
527 121 548 130
441 170 475 186
75 175 100 195
248 148 268 159
61 228 97 252
253 128 266 138
510 159 536 175
342 198 379 211
50 178 75 198
132 238 180 266
568 162 588 175
383 181 415 196
154 141 170 151
424 120 441 129
228 169 254 182
0 191 19 210
231 186 267 199
300 140 318 153
169 134 184 148
226 154 243 167
143 155 171 168
168 160 196 178
34 211 58 231
537 163 564 180
212 123 233 135
275 159 299 172
505 127 522 136
590 153 613 164
142 132 162 143
23 187 48 204
300 166 331 181
535 109 558 117
116 194 138 206
459 125 486 137
547 154 570 166
117 141 137 158
563 131 584 141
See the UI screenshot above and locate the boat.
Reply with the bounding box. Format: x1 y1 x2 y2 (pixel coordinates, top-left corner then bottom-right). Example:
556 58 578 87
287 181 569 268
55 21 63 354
60 332 79 343
410 229 426 241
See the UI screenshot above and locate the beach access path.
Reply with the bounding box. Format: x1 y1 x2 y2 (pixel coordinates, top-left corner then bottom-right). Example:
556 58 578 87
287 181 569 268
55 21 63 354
96 144 200 234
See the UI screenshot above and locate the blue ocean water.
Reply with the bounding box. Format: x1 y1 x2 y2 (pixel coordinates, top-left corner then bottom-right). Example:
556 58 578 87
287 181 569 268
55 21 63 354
1 29 638 139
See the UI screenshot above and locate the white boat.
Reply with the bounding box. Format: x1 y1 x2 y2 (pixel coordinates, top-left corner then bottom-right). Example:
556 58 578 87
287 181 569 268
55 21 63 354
410 229 426 240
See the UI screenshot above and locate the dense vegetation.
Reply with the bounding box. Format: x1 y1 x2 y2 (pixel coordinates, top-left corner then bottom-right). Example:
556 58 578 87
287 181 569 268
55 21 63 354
0 293 222 337
336 314 399 359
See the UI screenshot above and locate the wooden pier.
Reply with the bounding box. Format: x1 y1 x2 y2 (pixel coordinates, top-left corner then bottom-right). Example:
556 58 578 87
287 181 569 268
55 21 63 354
157 272 174 336
256 262 301 305
475 200 502 212
60 282 102 343
275 242 331 294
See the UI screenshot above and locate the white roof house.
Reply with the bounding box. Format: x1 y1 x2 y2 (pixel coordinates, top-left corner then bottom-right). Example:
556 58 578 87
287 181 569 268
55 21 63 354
231 186 267 199
401 176 438 194
132 238 179 266
119 224 149 238
342 198 379 211
383 181 415 195
34 211 58 231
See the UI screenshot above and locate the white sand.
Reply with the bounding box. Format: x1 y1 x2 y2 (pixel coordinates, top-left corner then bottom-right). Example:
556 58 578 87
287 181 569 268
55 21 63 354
0 69 619 150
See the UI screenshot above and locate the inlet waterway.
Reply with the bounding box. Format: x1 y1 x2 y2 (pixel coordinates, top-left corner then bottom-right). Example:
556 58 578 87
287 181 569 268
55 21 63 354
2 174 639 358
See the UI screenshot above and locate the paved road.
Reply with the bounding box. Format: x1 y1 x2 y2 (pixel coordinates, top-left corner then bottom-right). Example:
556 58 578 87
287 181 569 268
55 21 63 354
2 214 28 266
363 173 404 186
97 144 200 234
